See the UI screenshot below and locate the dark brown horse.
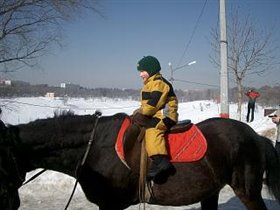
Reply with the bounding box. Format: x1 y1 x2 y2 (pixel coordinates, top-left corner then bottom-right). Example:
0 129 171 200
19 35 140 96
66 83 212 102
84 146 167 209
0 113 280 210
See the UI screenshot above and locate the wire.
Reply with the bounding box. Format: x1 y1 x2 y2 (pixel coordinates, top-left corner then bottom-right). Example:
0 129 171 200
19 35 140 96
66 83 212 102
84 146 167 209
173 78 219 88
0 100 139 110
176 0 208 70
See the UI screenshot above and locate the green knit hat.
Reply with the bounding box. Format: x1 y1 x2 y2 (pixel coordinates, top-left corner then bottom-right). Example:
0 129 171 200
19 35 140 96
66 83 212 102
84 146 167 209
137 56 161 76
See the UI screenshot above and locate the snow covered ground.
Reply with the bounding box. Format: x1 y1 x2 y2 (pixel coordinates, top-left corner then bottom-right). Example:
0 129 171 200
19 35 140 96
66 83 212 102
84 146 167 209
0 97 279 210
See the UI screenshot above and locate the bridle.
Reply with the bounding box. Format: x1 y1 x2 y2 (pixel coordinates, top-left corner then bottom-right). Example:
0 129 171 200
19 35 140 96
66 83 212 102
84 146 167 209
10 152 25 184
0 148 25 208
9 145 46 187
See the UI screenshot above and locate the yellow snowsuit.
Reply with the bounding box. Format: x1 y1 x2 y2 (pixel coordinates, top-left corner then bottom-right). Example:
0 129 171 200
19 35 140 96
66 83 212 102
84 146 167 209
139 73 178 156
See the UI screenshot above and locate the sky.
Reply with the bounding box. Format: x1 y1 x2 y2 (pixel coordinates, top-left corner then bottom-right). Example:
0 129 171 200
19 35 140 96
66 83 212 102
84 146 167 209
6 0 280 90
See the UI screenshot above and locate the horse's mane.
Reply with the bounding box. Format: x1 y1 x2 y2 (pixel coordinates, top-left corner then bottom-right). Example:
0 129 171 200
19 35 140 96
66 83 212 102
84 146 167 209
1 112 131 156
53 109 75 118
16 112 128 127
2 112 128 146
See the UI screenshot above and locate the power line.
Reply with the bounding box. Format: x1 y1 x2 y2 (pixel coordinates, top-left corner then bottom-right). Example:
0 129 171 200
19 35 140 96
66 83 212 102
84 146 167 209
176 0 208 69
173 78 219 88
0 100 139 110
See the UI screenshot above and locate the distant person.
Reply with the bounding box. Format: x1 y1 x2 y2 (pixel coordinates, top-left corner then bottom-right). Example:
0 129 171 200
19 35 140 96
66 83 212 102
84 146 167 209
245 89 260 122
270 108 280 154
133 55 178 183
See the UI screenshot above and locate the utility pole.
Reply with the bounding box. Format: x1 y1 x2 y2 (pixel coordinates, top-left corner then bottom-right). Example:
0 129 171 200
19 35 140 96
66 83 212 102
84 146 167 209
219 0 229 118
168 62 174 85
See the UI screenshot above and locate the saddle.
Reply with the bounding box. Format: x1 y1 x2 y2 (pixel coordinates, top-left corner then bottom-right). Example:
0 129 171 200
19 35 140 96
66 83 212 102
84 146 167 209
115 117 207 166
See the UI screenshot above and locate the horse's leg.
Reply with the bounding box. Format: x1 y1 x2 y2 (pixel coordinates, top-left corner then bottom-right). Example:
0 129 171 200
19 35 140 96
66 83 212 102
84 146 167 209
233 189 267 210
200 191 219 210
231 166 267 210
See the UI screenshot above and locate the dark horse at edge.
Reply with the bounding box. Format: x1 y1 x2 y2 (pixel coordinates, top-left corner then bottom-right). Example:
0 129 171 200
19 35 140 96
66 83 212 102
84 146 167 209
1 113 280 210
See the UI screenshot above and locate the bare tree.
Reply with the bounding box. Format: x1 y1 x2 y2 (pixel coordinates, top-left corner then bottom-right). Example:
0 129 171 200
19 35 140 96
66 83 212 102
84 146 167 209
0 0 102 73
210 7 277 120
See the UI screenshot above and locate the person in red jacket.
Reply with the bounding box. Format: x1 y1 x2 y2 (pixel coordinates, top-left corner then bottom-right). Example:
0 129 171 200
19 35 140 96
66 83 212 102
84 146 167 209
245 89 260 122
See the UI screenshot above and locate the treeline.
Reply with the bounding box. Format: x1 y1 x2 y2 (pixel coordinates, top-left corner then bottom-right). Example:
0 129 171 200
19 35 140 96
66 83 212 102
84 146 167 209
0 81 140 99
0 80 279 106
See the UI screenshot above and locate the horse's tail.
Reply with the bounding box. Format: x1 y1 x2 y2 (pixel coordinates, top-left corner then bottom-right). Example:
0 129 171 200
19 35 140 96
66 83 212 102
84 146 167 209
262 136 280 203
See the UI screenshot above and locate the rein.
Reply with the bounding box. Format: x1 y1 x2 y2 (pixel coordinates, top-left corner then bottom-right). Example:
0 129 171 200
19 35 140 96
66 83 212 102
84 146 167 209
7 137 47 189
138 128 148 210
64 110 102 210
22 169 47 186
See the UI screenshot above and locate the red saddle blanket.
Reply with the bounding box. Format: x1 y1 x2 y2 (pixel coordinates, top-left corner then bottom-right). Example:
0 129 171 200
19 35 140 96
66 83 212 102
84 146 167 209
115 117 207 163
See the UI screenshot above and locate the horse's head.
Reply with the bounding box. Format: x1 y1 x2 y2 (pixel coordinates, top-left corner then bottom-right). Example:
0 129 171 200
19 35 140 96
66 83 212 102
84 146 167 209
0 125 25 210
